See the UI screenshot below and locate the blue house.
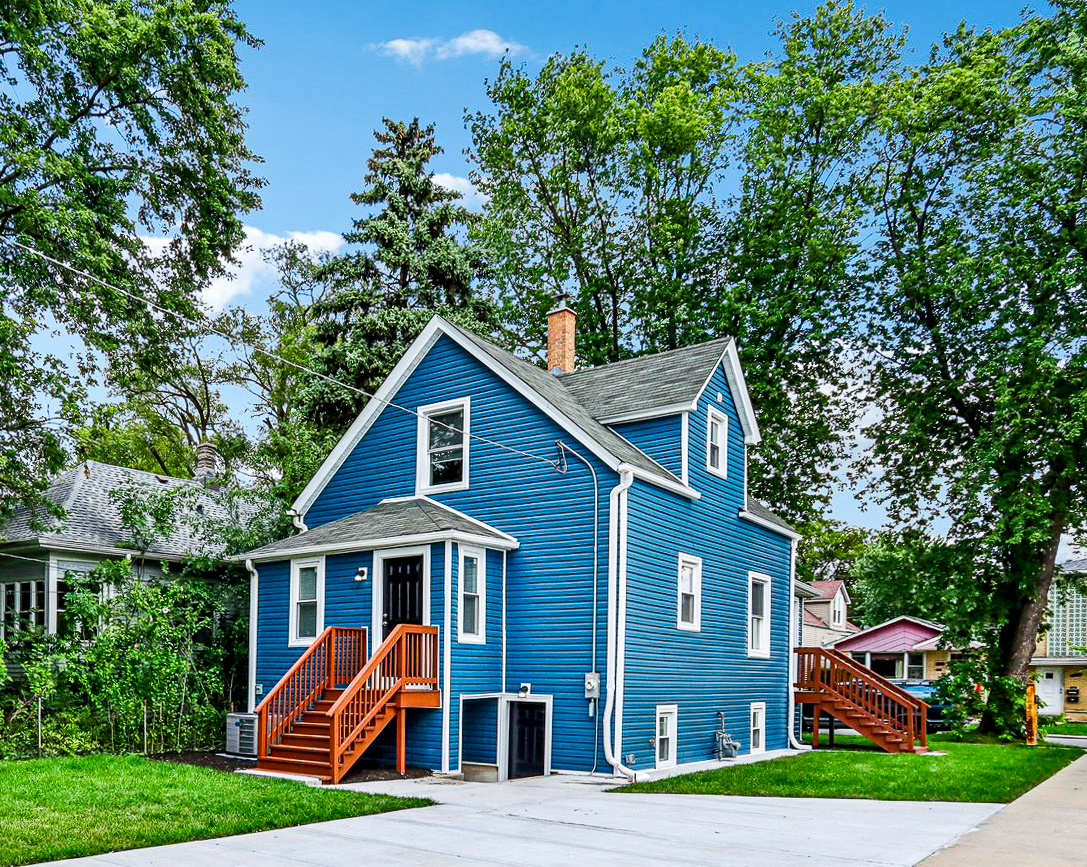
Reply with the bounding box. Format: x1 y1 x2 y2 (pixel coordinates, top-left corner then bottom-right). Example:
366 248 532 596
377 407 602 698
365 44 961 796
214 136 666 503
240 300 802 783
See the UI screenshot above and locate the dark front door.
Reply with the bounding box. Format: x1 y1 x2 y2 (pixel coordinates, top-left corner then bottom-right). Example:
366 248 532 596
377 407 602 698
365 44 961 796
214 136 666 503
382 555 424 639
508 701 546 779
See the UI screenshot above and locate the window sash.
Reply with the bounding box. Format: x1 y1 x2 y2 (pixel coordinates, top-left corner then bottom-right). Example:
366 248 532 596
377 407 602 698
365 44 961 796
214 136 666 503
749 575 769 655
427 408 465 487
677 557 700 629
459 551 484 642
291 561 322 644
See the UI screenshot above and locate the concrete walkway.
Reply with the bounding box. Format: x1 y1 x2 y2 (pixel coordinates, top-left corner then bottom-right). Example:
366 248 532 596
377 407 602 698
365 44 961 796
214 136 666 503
42 767 1000 867
919 752 1087 867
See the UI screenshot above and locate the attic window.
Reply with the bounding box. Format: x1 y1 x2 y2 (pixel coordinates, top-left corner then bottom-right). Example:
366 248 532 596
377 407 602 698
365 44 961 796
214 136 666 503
417 398 470 495
707 407 728 479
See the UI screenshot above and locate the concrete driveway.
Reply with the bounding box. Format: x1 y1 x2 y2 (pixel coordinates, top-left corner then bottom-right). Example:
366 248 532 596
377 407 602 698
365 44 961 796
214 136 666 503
43 768 1000 867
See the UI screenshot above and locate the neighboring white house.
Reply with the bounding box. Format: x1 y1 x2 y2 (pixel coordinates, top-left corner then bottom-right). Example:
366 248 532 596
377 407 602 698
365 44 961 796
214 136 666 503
800 579 859 648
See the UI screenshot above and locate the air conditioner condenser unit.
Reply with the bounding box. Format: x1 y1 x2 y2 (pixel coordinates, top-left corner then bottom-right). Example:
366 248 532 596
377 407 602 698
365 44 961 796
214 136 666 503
226 712 258 757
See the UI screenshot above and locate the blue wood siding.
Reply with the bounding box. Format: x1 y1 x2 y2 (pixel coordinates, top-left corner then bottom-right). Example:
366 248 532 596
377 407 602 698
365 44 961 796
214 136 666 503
619 363 793 769
611 415 683 478
461 697 499 764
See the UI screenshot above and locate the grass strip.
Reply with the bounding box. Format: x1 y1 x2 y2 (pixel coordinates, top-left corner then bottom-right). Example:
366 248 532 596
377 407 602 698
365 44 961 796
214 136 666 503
618 737 1082 802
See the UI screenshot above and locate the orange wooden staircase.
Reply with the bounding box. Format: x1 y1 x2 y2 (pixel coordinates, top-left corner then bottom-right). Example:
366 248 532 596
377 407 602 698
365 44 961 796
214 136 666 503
795 647 929 753
255 624 439 783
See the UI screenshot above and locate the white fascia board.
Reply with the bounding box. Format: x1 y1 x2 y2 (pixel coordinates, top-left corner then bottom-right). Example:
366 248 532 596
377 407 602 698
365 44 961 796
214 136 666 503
621 464 701 500
43 541 187 562
598 403 692 425
737 509 802 541
690 339 761 445
291 318 446 518
241 530 520 563
378 495 519 545
794 580 821 599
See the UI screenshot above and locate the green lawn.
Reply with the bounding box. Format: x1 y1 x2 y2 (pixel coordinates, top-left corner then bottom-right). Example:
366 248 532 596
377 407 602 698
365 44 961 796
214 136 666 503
0 755 430 867
1045 722 1087 736
618 735 1082 803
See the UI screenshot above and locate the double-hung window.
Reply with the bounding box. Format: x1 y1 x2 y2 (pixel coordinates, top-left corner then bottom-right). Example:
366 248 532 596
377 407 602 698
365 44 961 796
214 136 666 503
831 594 844 627
290 558 324 647
459 547 485 644
418 398 470 494
706 407 728 478
748 572 771 657
750 702 766 755
655 704 677 769
676 554 702 631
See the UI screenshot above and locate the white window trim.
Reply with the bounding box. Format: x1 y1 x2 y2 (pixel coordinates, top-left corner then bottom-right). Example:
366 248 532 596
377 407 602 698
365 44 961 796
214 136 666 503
289 557 325 648
831 593 844 627
458 546 486 645
750 701 766 755
747 571 771 658
655 704 678 769
676 553 702 632
416 396 471 495
706 406 728 479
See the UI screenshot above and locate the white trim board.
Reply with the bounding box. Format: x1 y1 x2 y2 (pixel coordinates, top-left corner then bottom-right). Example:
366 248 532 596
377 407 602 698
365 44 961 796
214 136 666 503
241 529 518 563
371 545 433 658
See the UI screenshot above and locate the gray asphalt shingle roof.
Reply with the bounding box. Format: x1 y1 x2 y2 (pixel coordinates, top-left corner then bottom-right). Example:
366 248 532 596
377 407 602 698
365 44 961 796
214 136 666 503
559 337 733 421
446 320 683 483
745 498 799 536
243 498 513 559
0 460 242 558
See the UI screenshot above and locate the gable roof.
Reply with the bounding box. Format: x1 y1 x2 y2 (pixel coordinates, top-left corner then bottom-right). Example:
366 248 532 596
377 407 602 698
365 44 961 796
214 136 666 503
292 316 699 518
0 460 242 559
804 608 828 627
560 338 731 420
809 579 852 605
559 336 761 443
242 497 518 561
831 615 944 651
1062 558 1087 573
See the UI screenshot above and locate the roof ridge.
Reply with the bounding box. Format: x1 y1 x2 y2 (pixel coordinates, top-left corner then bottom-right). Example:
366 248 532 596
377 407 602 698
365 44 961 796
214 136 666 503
561 336 733 380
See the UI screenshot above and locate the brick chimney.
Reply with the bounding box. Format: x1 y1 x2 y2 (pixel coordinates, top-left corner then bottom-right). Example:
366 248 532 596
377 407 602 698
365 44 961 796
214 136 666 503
547 292 577 375
194 441 222 487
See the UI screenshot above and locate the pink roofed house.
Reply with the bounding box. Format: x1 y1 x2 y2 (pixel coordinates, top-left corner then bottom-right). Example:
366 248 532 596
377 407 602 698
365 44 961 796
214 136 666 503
833 615 963 681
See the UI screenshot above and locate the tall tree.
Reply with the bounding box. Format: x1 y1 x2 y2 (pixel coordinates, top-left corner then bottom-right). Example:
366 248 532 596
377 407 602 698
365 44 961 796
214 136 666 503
0 0 262 519
468 14 896 521
864 3 1087 732
301 118 491 434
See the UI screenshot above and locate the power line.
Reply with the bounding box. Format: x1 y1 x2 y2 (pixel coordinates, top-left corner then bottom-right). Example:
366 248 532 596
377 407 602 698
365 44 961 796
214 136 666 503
3 237 562 471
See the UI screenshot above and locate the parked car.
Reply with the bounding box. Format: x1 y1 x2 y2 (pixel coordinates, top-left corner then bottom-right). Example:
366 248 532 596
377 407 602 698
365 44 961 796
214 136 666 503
891 680 949 732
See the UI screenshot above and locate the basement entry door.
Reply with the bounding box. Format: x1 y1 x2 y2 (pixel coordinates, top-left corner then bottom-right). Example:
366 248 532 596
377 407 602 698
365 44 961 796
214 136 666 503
508 701 546 779
382 555 424 639
1036 668 1063 714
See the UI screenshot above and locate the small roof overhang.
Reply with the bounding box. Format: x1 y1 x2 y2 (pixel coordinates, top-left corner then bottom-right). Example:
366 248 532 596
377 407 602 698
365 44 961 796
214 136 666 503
238 496 519 563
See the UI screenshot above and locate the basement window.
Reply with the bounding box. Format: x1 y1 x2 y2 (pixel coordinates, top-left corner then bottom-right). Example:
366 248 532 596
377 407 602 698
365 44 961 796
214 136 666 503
655 704 677 769
417 398 470 494
750 702 766 755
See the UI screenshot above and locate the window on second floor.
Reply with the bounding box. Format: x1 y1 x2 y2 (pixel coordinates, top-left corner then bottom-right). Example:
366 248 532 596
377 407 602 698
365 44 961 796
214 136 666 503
706 407 728 479
831 593 845 627
677 554 702 631
748 572 771 657
417 398 470 494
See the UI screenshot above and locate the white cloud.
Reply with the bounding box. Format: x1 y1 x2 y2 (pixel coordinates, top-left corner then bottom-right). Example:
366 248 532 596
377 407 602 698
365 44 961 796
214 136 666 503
144 225 344 311
372 29 527 65
432 172 489 210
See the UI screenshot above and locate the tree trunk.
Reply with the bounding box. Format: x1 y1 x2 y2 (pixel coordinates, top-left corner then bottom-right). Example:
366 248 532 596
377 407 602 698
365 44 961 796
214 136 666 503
1005 511 1065 680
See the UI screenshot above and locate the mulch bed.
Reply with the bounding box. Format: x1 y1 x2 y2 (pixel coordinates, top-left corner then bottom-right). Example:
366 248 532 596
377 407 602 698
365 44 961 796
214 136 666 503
153 751 431 784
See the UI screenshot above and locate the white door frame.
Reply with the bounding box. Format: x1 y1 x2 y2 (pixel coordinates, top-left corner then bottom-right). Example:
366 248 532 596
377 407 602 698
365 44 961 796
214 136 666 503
1035 667 1064 714
371 545 431 655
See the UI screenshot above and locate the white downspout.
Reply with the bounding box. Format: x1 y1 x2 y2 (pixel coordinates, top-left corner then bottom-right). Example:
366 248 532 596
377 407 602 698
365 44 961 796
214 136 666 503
287 509 307 532
603 469 643 781
245 559 259 713
787 538 809 751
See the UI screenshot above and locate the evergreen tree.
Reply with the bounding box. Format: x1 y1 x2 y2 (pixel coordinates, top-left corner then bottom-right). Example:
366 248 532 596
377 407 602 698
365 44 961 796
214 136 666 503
301 119 492 433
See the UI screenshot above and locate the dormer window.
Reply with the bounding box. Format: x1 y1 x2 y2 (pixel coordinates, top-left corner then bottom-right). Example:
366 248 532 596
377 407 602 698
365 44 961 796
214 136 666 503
417 397 470 494
706 407 728 479
832 593 845 627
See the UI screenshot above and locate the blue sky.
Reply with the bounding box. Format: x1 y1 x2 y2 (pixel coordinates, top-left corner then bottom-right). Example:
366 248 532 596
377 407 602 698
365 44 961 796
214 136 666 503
209 0 1042 536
